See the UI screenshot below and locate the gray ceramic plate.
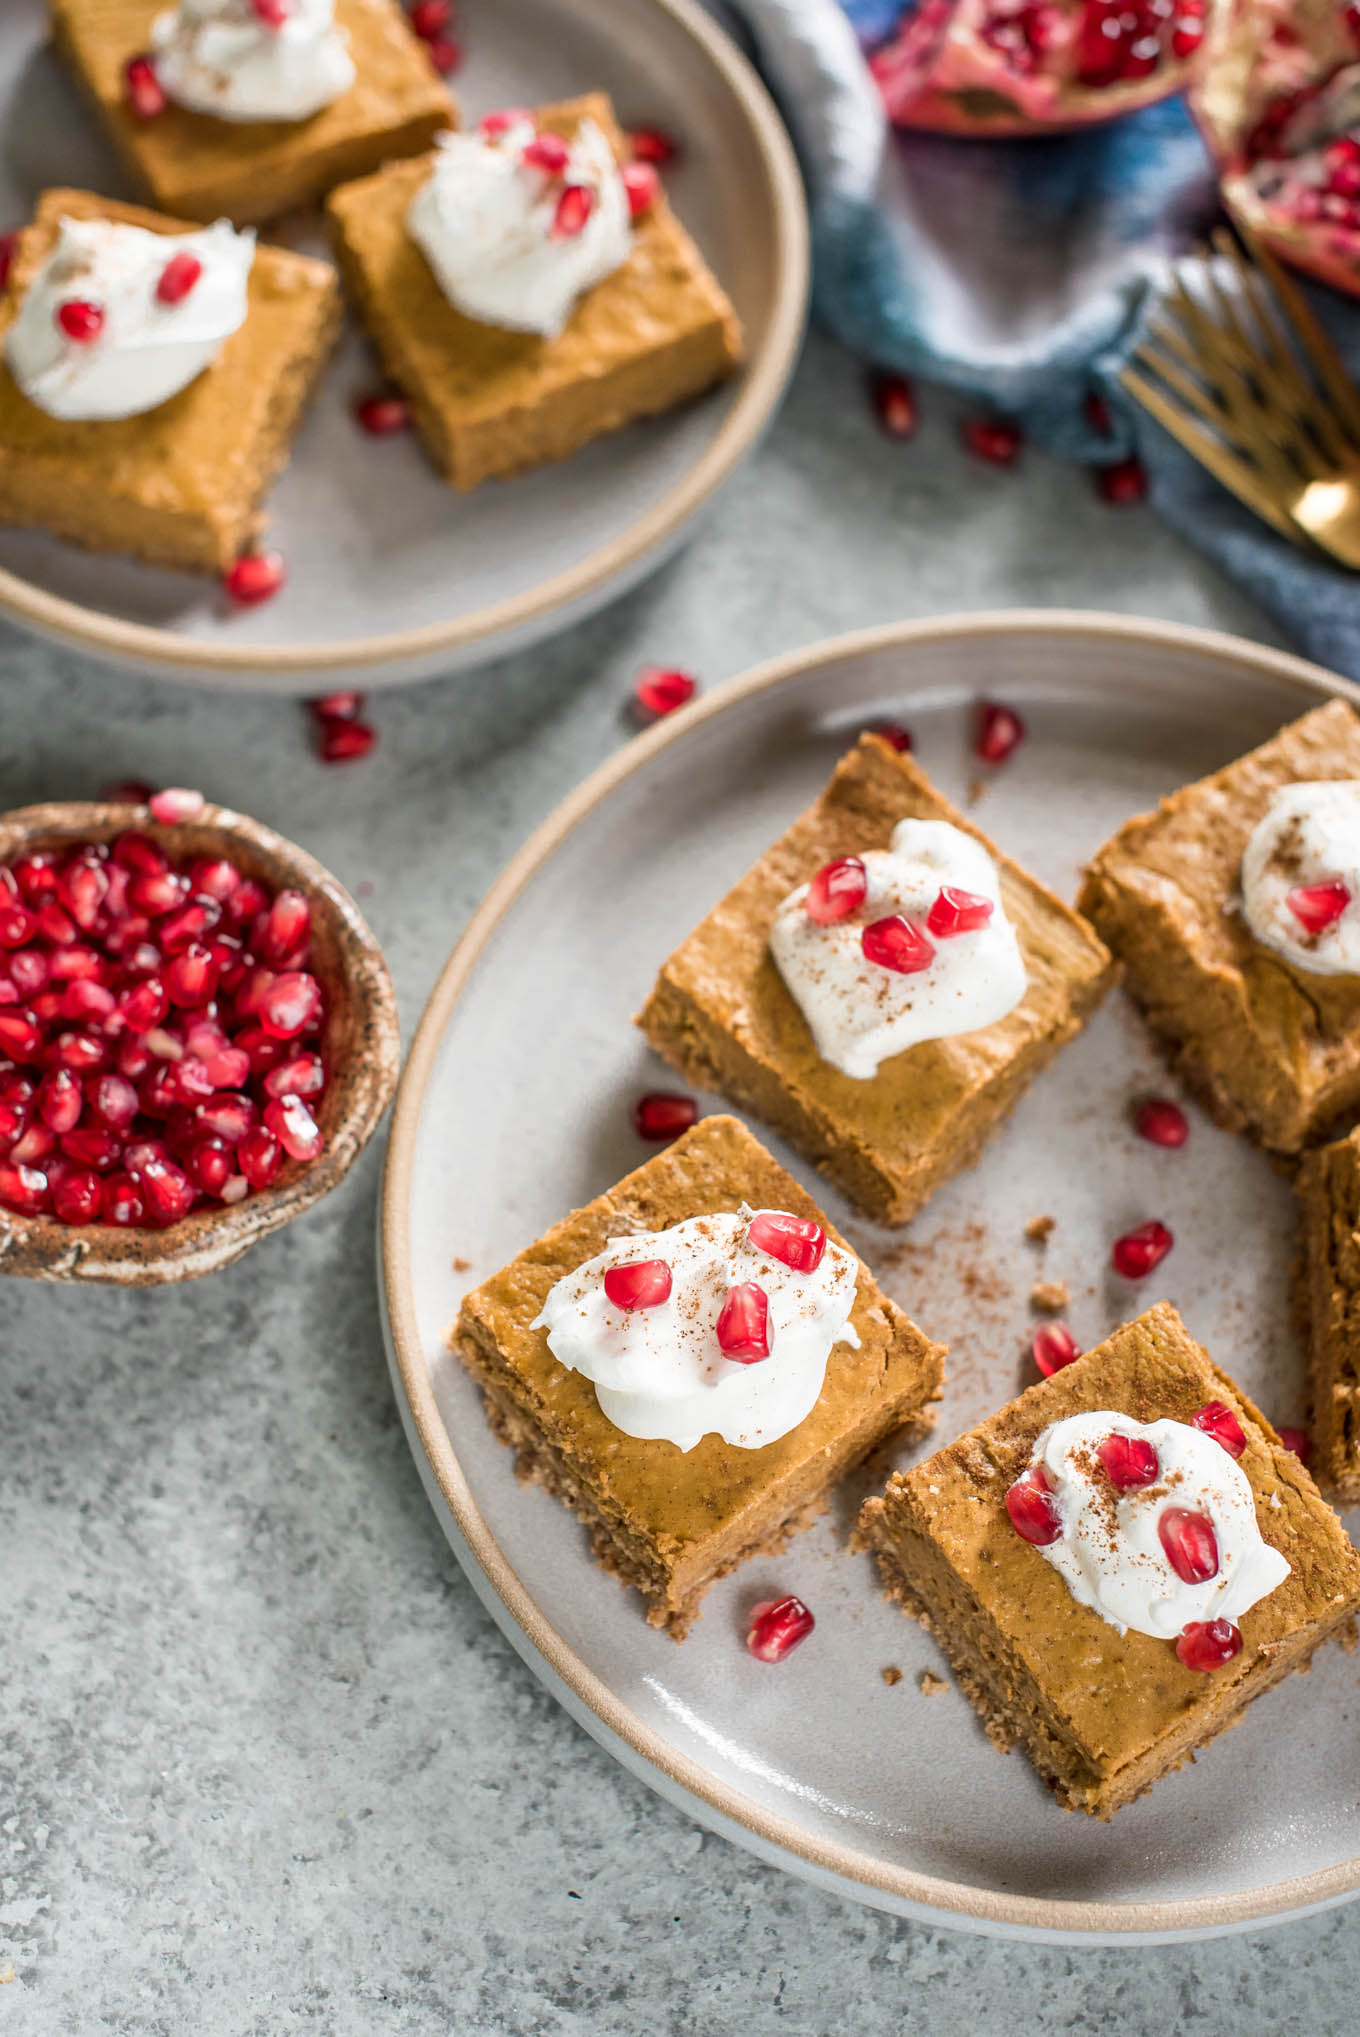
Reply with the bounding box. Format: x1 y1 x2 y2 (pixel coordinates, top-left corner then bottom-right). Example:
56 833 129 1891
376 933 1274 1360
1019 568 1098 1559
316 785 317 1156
0 0 807 689
380 612 1360 1943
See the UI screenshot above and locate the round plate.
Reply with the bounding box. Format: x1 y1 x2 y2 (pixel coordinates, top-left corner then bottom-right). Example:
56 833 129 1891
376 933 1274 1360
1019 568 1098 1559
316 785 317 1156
381 612 1360 1943
0 0 807 690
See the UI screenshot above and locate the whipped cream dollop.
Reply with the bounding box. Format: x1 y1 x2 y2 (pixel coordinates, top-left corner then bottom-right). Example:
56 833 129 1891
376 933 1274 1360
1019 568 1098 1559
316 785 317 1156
407 116 631 338
769 819 1027 1080
6 215 255 422
150 0 355 123
1028 1411 1290 1639
531 1207 860 1452
1241 781 1360 976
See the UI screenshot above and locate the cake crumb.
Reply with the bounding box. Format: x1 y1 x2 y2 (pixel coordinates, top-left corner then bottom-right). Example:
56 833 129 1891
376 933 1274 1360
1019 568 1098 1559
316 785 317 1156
919 1670 948 1697
1030 1278 1069 1313
881 1665 903 1687
1340 1617 1359 1654
452 1255 472 1273
967 778 987 806
1026 1215 1056 1245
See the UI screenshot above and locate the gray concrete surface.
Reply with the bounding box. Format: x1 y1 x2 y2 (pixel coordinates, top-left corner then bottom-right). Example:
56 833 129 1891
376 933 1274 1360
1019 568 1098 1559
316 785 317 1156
2 329 1352 2036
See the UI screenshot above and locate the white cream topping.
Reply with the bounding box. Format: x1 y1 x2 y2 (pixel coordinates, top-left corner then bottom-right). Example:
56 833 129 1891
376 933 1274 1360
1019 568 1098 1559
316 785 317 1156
5 215 254 422
1241 781 1360 977
150 0 355 123
1029 1411 1290 1639
531 1207 860 1453
407 116 631 339
768 819 1027 1080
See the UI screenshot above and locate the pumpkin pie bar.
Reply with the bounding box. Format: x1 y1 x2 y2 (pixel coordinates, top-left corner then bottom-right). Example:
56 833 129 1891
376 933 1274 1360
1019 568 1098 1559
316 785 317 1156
49 0 454 228
1298 1126 1360 1504
0 188 339 573
638 734 1116 1226
857 1301 1360 1817
453 1114 945 1636
1079 699 1360 1152
325 93 744 491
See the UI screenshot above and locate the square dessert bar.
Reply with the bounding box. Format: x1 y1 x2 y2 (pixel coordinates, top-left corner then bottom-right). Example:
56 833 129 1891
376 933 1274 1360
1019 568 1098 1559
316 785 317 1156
454 1113 945 1636
49 0 454 227
326 93 744 491
857 1302 1360 1817
0 187 340 573
1079 699 1360 1152
1298 1127 1360 1504
639 734 1116 1226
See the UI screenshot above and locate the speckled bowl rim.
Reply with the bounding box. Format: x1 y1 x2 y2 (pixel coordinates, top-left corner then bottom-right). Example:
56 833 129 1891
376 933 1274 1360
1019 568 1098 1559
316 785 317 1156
0 0 809 682
380 611 1360 1941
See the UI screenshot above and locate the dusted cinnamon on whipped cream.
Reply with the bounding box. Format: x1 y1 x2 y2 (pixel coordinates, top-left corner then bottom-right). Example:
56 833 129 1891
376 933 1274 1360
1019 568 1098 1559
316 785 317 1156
1241 780 1360 976
150 0 356 122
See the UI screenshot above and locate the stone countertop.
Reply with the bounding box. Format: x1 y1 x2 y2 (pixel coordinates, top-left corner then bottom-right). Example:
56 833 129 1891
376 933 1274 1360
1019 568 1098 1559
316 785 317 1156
2 330 1355 2037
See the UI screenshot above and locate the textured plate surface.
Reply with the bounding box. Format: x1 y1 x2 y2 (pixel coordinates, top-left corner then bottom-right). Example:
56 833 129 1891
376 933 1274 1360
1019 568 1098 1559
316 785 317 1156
0 0 806 688
381 613 1360 1942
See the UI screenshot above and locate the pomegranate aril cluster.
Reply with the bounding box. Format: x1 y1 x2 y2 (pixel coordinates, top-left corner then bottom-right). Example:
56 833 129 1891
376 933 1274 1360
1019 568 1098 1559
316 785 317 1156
0 832 329 1227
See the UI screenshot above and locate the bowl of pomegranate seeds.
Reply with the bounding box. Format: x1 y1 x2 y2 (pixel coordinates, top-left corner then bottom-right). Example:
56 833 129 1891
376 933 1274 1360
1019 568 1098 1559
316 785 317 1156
0 794 399 1282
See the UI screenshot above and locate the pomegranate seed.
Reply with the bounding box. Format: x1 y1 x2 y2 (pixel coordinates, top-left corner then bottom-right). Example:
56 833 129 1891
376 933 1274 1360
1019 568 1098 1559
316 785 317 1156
169 1057 215 1105
224 553 285 606
262 1052 324 1099
603 1258 673 1310
746 1210 827 1274
0 1012 41 1061
0 230 17 292
1095 456 1147 506
195 1094 255 1143
264 1093 323 1162
1005 1465 1062 1546
805 856 867 925
122 49 166 115
976 700 1025 764
101 778 155 804
187 1137 233 1196
220 1176 249 1204
871 370 917 440
632 1092 696 1142
1032 1321 1081 1376
409 0 450 33
425 34 460 70
552 185 594 237
746 1595 815 1662
318 720 377 763
159 897 219 954
148 787 205 825
117 977 169 1033
60 980 115 1024
0 905 36 947
715 1281 771 1362
13 854 57 903
633 666 698 721
238 1126 284 1189
10 1123 53 1165
47 944 105 984
926 886 993 937
87 1074 138 1129
354 393 409 436
258 971 323 1039
187 857 240 901
232 1023 284 1075
1278 1426 1313 1465
257 891 311 964
622 162 659 219
53 1030 107 1073
165 945 220 1008
1158 1505 1219 1584
861 915 934 974
0 1162 50 1215
139 1065 180 1118
156 251 202 305
1177 1619 1242 1673
138 1155 196 1224
873 722 913 752
523 132 570 173
480 107 534 135
1135 1097 1188 1147
0 1100 28 1148
1097 1431 1160 1490
61 1127 122 1171
225 877 268 928
103 1172 146 1225
1085 391 1113 435
308 691 365 723
114 830 167 875
122 1138 168 1175
60 859 108 929
1111 1219 1173 1278
630 125 678 166
57 299 104 343
253 0 289 21
10 951 48 998
1287 882 1350 935
962 416 1022 465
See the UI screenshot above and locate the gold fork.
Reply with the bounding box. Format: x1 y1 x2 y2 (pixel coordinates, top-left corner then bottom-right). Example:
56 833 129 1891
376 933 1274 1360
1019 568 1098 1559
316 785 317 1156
1120 225 1360 569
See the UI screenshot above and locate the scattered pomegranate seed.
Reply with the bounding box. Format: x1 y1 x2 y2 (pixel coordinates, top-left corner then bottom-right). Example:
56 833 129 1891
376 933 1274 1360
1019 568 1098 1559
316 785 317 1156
1095 456 1147 506
523 132 571 173
1287 881 1350 935
633 666 698 721
156 251 202 306
552 185 594 238
309 691 365 723
621 162 660 220
224 552 285 606
805 856 867 926
123 53 166 118
873 722 913 752
425 35 461 71
252 0 289 22
962 416 1022 466
629 125 678 167
715 1281 771 1362
1085 391 1113 435
354 392 409 436
632 1092 697 1142
926 886 993 937
1032 1320 1081 1377
1135 1097 1188 1147
861 915 935 974
481 107 534 135
603 1258 673 1310
1005 1465 1062 1546
318 720 377 763
1278 1426 1313 1465
976 699 1025 764
57 300 104 344
746 1210 826 1273
148 787 205 825
1177 1619 1242 1673
746 1595 815 1662
1097 1432 1160 1491
1158 1505 1219 1584
871 370 918 440
0 231 18 294
1111 1219 1173 1279
409 0 451 33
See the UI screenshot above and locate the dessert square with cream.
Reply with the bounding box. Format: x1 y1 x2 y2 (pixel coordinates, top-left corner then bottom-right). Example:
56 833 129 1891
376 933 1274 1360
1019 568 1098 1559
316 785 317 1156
49 0 454 228
1080 698 1360 1153
453 1113 944 1636
856 1301 1360 1818
638 733 1116 1226
325 92 744 491
0 186 340 573
1297 1124 1360 1504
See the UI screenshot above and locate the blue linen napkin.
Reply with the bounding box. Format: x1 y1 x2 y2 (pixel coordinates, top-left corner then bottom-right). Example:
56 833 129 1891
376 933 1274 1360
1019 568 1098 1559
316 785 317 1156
710 0 1360 681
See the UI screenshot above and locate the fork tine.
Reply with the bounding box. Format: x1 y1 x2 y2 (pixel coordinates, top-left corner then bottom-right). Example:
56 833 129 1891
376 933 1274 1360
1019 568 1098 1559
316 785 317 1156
1210 229 1353 471
1146 293 1302 491
1242 223 1360 446
1119 367 1306 543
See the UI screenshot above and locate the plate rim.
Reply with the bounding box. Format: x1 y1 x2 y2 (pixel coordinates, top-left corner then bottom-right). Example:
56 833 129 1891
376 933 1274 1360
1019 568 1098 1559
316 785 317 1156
0 0 809 679
380 609 1360 1939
